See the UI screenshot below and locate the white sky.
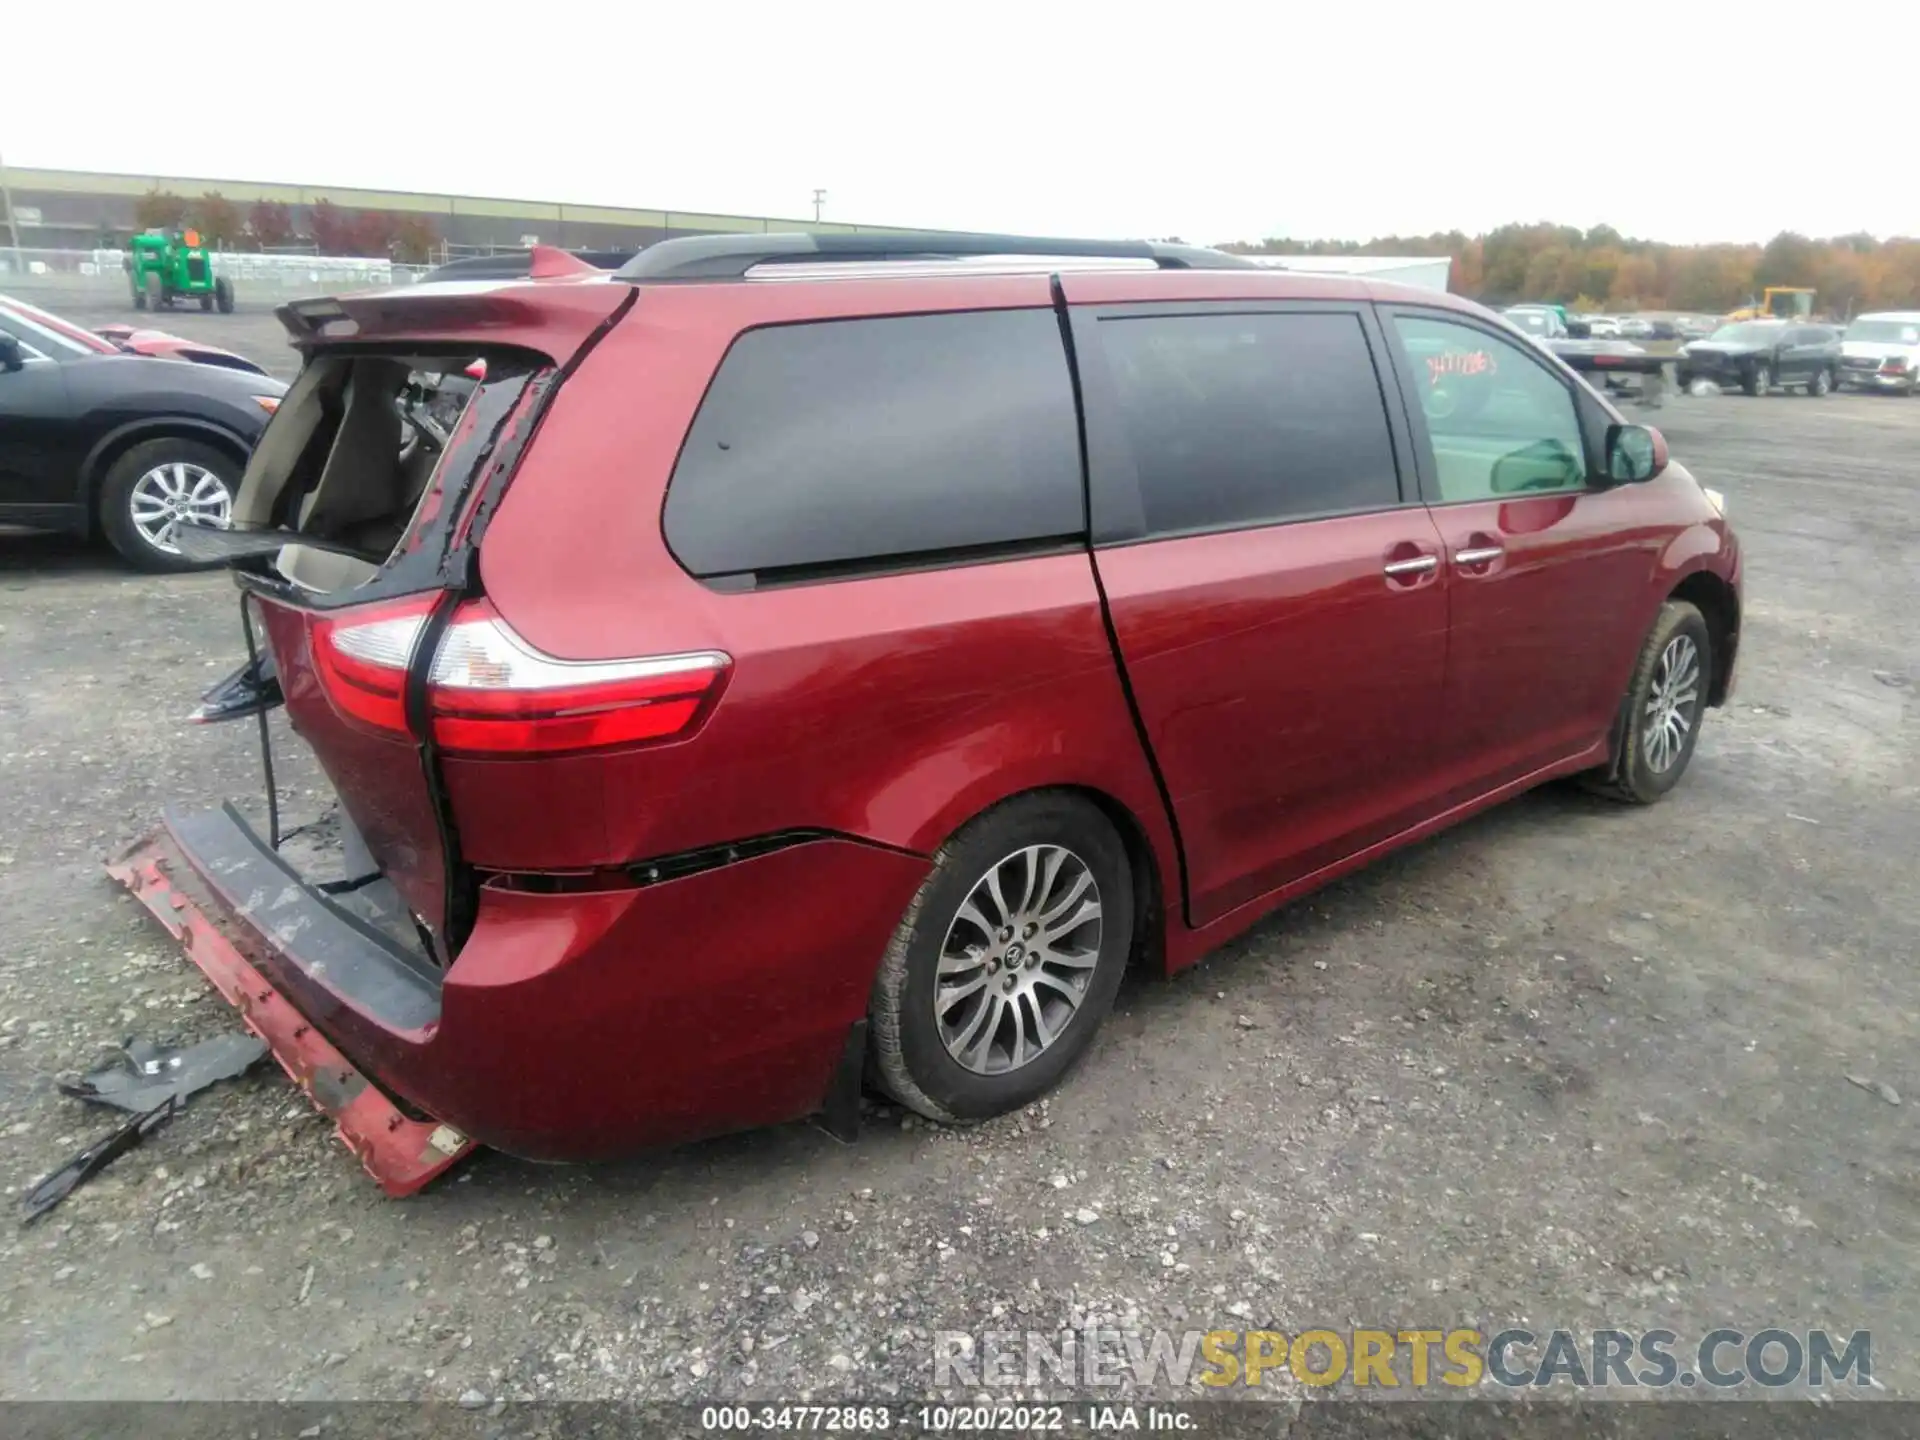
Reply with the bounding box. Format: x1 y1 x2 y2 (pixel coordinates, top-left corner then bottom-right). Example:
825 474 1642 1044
8 0 1916 246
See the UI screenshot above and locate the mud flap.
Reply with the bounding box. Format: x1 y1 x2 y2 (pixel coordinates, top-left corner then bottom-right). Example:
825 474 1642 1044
107 828 476 1197
811 1018 867 1145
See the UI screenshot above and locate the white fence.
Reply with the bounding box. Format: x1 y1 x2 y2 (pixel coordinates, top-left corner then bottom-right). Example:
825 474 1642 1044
0 247 432 300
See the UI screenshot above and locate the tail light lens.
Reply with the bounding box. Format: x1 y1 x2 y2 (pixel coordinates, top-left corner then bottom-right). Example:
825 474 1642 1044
313 599 728 756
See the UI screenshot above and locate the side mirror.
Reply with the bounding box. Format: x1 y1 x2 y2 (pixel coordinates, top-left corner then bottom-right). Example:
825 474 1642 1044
0 333 24 373
1606 423 1667 483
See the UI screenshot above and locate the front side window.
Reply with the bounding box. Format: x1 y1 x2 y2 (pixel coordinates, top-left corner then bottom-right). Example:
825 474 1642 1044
665 309 1083 581
1390 314 1588 503
1092 310 1401 537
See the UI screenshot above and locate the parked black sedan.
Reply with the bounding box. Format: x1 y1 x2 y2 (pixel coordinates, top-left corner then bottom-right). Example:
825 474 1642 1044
1675 320 1843 397
0 294 286 572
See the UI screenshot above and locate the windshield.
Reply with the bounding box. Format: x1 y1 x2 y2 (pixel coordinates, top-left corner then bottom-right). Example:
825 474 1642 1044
1505 310 1552 335
1707 322 1784 345
0 295 119 359
1846 319 1920 346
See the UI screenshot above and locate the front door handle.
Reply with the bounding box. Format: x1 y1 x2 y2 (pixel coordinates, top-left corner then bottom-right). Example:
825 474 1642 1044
1453 546 1504 566
1383 555 1439 577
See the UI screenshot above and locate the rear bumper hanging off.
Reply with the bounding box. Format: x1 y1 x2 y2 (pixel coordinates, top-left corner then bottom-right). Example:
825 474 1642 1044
106 824 474 1197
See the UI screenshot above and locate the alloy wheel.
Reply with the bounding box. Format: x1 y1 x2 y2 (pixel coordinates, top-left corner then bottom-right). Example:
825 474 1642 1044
1643 634 1702 774
129 461 232 554
934 844 1103 1075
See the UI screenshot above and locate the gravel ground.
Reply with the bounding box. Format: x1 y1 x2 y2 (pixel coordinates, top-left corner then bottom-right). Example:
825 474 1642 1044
1 313 1916 1407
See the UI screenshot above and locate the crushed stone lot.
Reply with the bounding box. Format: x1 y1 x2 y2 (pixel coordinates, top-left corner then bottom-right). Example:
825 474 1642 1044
1 319 1916 1407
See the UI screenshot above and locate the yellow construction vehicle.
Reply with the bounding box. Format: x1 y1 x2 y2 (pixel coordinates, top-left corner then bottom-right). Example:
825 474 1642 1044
1726 287 1815 322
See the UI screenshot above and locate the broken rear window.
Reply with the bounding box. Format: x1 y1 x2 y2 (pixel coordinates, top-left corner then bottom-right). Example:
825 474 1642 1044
220 351 542 594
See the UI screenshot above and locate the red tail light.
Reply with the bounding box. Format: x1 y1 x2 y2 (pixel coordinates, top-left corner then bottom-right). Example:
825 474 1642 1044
312 599 728 756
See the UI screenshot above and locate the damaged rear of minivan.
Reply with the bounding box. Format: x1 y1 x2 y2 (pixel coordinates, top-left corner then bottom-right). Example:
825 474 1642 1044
109 273 791 1187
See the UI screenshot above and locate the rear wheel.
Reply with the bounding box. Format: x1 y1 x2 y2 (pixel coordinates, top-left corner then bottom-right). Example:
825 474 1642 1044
98 437 240 573
145 272 166 312
1744 364 1770 396
215 276 235 314
1586 600 1712 805
869 793 1133 1123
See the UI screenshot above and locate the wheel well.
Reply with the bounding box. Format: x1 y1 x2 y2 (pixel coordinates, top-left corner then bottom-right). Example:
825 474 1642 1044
1054 785 1168 976
1669 571 1739 705
82 424 250 534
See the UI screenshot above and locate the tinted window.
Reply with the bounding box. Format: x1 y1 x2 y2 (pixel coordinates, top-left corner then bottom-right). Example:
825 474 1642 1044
1390 314 1587 502
1093 311 1401 536
665 309 1083 579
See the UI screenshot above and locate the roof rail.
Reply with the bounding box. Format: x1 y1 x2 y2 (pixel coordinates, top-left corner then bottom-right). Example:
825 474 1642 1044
613 232 1257 282
420 248 637 284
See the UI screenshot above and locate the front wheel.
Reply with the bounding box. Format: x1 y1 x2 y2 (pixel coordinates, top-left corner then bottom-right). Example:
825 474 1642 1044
1587 600 1712 805
98 437 240 573
214 276 235 314
145 272 166 311
869 793 1134 1123
1810 367 1832 397
131 275 147 311
1744 364 1770 396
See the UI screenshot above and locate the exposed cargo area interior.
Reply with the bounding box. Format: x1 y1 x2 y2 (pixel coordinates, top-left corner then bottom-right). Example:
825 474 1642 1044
209 350 499 590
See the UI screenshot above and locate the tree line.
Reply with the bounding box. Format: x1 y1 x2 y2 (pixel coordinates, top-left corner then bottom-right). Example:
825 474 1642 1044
1222 223 1920 315
133 188 440 264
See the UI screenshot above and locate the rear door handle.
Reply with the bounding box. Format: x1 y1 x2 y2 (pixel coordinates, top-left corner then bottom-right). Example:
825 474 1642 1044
1453 546 1504 566
1383 555 1439 577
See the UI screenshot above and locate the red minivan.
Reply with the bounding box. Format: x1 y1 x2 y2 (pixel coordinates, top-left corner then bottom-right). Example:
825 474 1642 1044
112 235 1741 1192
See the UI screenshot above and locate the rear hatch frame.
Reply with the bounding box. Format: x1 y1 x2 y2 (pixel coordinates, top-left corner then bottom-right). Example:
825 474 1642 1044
205 281 637 956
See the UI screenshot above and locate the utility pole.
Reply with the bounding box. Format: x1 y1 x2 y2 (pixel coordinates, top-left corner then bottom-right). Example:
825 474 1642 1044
812 188 827 223
0 149 23 272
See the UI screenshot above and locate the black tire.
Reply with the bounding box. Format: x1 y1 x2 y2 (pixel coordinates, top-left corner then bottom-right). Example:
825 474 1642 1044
1743 364 1770 397
97 437 241 574
1586 600 1712 805
145 272 166 311
1809 367 1833 397
199 292 213 312
215 276 235 314
869 792 1134 1123
131 275 147 311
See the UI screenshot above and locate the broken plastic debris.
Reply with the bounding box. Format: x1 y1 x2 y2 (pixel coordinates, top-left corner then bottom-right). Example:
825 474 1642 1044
22 1099 177 1224
58 1033 268 1114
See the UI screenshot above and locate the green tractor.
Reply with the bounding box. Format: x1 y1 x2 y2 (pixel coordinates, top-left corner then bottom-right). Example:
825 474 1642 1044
126 228 235 313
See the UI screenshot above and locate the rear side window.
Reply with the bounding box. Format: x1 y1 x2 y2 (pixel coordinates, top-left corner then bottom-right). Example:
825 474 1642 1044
1092 311 1401 537
665 309 1083 580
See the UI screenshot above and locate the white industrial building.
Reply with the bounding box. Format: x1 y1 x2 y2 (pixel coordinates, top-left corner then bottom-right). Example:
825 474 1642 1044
1237 253 1452 293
